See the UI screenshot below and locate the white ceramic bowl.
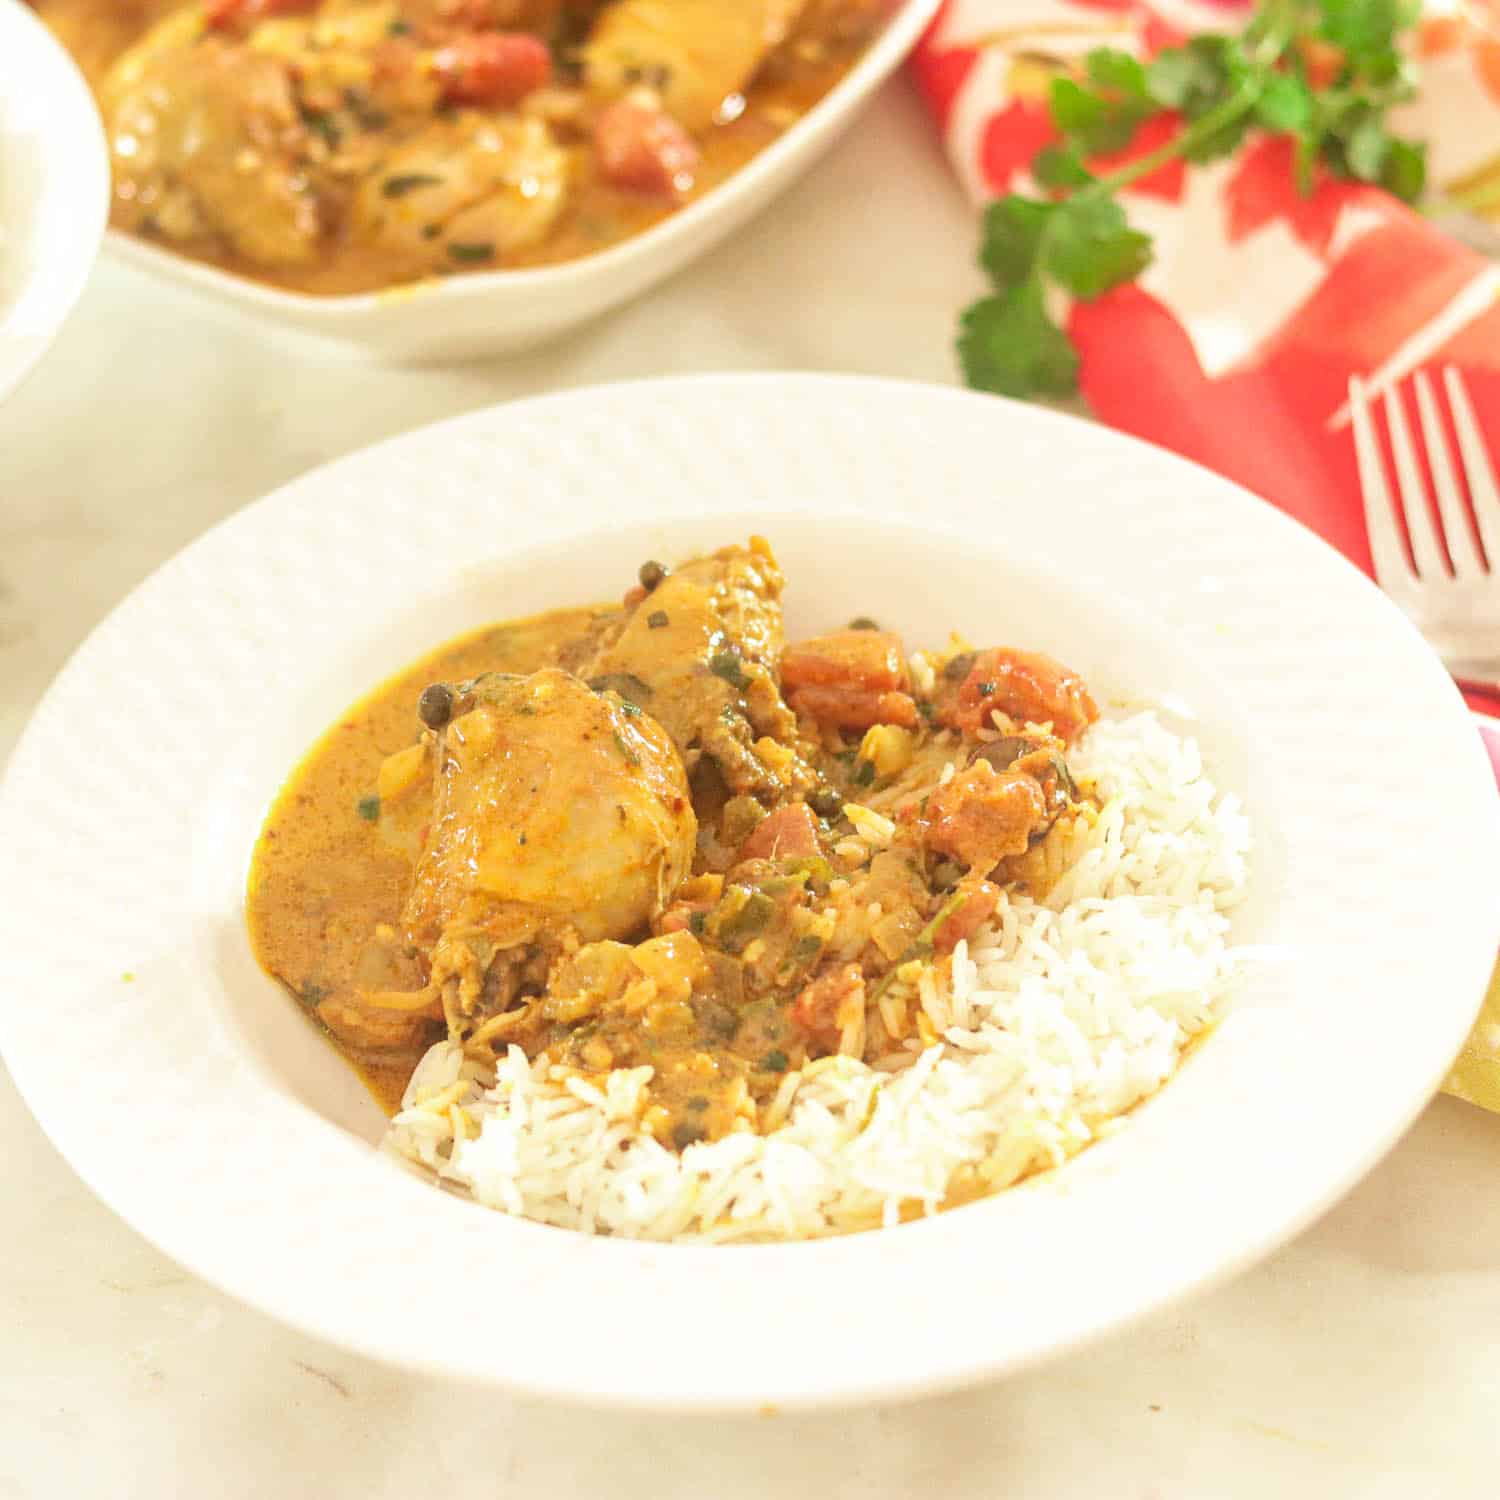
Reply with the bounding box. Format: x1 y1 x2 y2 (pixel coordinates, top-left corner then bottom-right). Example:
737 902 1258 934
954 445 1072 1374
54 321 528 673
2 376 1496 1410
102 0 944 362
0 0 109 403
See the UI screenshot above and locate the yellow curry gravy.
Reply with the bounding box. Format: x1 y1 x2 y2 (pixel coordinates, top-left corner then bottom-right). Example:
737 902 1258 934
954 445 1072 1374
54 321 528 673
246 607 601 1113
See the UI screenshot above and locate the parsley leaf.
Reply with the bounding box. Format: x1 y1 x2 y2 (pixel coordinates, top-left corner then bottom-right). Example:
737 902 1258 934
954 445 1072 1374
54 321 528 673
1086 48 1150 99
1049 76 1150 154
1044 196 1153 299
1342 109 1391 180
979 196 1055 289
1255 73 1314 132
1031 144 1095 190
958 285 1079 399
1380 136 1426 201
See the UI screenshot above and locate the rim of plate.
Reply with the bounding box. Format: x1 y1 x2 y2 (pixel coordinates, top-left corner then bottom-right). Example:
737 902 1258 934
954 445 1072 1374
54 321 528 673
1 375 1496 1411
0 0 110 403
102 0 943 316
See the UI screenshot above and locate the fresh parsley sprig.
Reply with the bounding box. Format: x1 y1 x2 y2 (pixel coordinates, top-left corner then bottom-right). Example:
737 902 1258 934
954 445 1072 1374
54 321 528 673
958 0 1427 400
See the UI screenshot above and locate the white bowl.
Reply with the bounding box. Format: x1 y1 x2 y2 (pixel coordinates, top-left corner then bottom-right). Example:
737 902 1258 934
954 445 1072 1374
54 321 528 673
102 0 944 362
1 375 1496 1410
0 0 109 403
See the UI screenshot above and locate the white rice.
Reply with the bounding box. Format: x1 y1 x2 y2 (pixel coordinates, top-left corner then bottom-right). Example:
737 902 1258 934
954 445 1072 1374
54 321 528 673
383 711 1250 1242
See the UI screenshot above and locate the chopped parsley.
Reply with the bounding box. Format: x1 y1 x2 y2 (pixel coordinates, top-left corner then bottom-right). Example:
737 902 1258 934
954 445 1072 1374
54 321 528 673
590 673 653 712
647 610 670 629
356 795 381 821
790 934 824 964
761 1049 789 1073
708 650 749 690
447 241 496 264
382 172 444 199
300 109 342 148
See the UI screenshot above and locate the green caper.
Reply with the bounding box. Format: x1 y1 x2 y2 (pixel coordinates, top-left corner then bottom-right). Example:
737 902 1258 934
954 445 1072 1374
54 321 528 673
808 787 843 819
638 560 668 592
417 682 455 730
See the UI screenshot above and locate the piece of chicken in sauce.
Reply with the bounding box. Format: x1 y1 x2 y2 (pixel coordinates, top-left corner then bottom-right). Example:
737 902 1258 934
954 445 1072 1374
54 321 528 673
102 11 330 267
581 538 822 805
380 667 696 1043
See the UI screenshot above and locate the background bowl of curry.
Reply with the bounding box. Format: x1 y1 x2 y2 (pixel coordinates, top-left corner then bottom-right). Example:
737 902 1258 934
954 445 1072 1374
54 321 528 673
84 0 944 362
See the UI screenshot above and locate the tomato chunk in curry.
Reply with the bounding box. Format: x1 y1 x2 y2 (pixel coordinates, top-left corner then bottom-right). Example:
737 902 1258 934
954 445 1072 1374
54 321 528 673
246 538 1098 1149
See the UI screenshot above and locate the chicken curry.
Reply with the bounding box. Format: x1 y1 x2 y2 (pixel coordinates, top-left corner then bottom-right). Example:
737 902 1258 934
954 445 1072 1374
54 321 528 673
33 0 889 295
247 538 1099 1151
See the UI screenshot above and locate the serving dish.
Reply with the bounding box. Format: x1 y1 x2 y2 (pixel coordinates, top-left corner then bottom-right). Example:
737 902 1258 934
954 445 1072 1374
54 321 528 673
0 0 109 403
96 0 944 363
1 374 1495 1408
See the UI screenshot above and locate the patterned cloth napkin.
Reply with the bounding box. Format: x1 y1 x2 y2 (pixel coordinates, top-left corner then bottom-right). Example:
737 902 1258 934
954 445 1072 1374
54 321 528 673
911 0 1500 1106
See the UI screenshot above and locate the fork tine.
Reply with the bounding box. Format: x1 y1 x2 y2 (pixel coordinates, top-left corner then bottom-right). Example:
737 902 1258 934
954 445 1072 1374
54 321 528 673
1443 365 1500 570
1383 381 1449 580
1414 371 1485 579
1349 377 1413 590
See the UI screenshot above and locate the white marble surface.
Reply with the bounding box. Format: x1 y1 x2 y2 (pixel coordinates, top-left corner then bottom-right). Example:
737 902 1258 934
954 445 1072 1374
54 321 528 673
3 80 1500 1498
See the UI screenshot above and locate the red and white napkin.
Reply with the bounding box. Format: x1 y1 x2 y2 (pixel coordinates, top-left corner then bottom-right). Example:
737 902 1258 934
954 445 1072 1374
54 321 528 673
910 0 1500 1105
911 0 1500 754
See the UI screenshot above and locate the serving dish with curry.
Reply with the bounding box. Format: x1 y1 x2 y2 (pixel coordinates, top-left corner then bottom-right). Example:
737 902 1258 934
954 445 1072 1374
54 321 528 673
33 0 892 295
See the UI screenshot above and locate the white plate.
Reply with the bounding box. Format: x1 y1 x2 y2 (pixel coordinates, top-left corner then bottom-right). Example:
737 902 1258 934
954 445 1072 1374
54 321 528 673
103 0 943 363
0 0 108 403
1 375 1496 1410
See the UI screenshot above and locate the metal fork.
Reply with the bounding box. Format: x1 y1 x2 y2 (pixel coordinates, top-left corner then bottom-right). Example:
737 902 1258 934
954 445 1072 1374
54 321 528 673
1349 366 1500 683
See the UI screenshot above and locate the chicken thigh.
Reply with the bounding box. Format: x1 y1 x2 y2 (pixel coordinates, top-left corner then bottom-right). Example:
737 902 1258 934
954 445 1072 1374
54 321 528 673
401 668 697 1034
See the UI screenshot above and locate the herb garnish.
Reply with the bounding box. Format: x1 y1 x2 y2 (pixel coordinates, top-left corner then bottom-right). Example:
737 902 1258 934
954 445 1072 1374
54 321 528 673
382 172 444 199
959 0 1426 398
447 241 496 264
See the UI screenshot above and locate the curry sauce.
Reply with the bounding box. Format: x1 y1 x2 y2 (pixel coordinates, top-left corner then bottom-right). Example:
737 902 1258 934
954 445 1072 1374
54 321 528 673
247 608 602 1112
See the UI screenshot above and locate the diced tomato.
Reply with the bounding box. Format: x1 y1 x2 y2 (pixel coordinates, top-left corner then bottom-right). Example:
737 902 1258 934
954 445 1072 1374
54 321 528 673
593 102 700 197
790 962 864 1053
204 0 315 28
737 803 821 864
923 761 1047 870
434 32 552 106
782 628 915 731
942 647 1097 742
782 629 908 693
931 880 1000 954
785 684 918 732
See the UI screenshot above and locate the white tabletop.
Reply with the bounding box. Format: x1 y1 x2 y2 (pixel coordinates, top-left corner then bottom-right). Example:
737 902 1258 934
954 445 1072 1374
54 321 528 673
3 80 1499 1498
